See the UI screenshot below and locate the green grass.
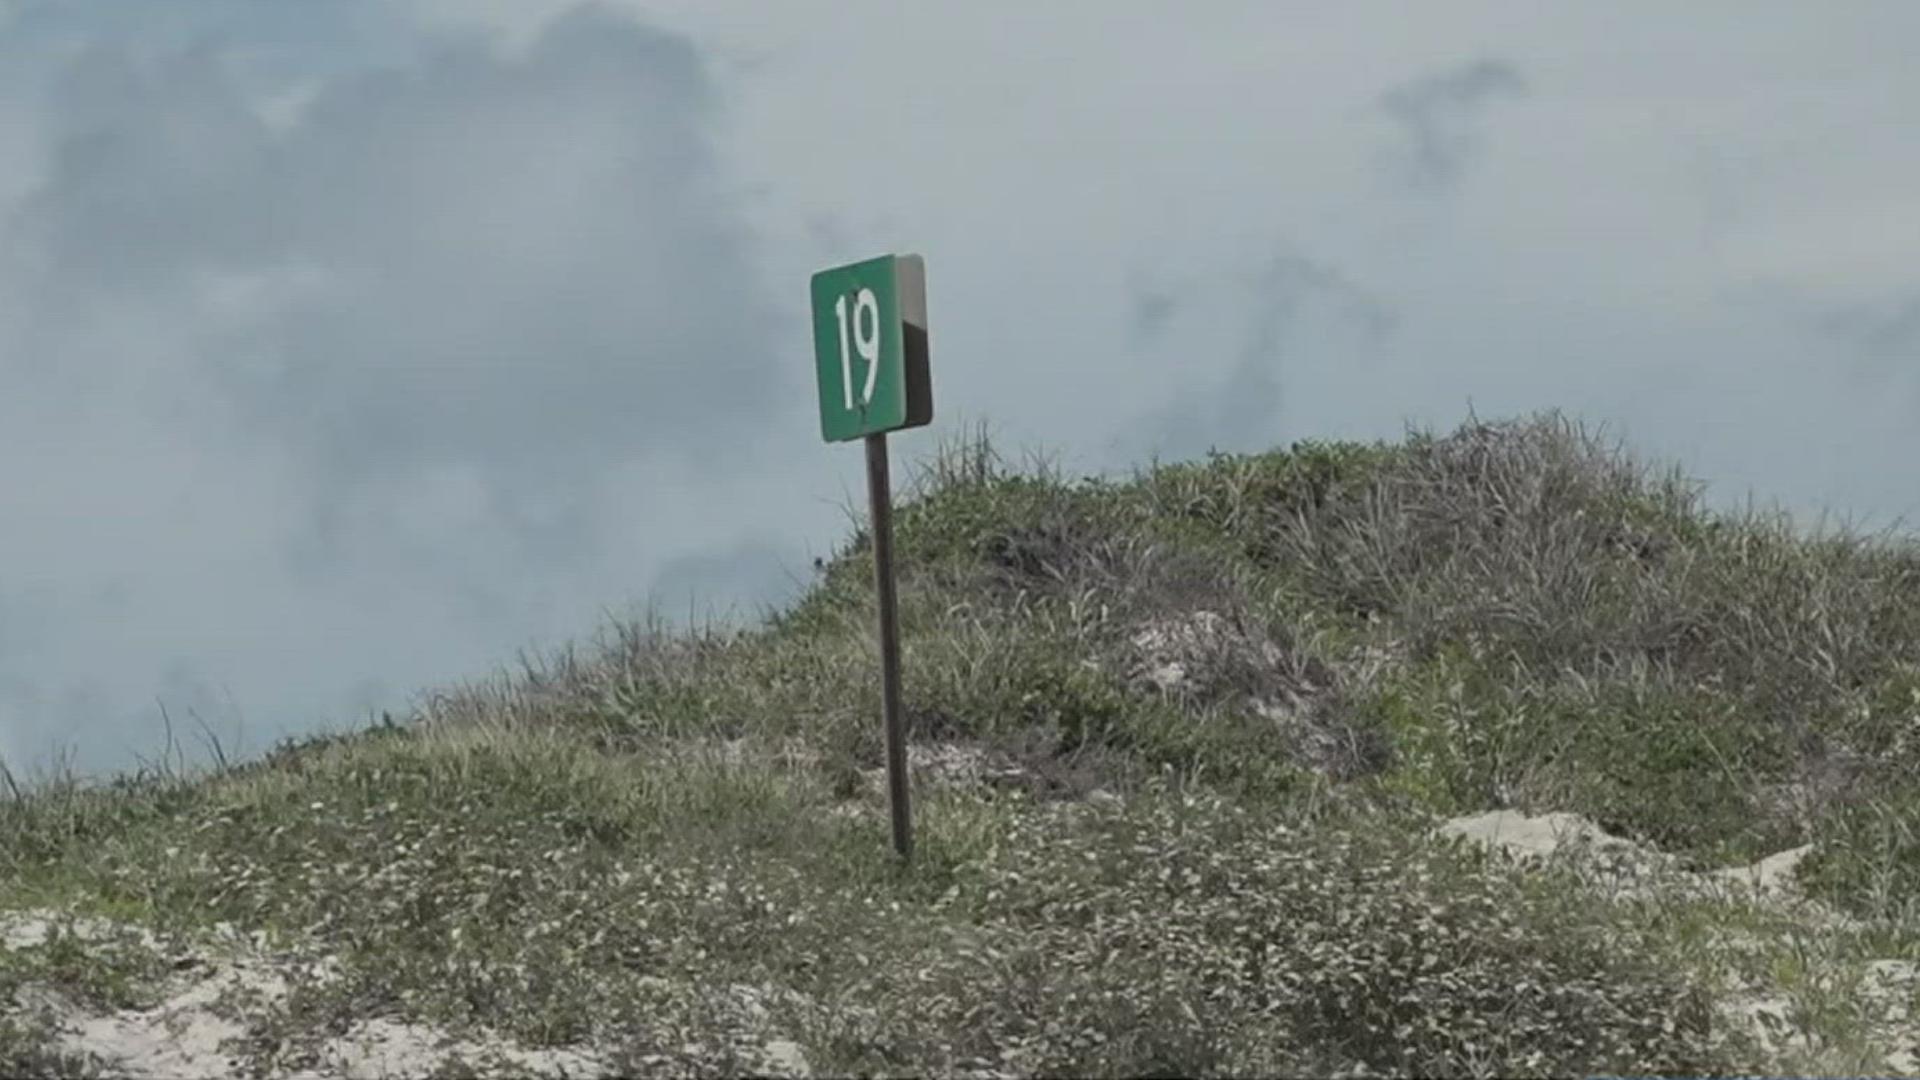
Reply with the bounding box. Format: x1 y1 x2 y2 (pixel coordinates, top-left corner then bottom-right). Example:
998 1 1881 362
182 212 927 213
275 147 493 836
4 408 1920 1076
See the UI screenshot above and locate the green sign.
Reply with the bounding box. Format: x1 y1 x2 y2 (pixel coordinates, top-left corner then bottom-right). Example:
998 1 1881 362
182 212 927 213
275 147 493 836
811 253 932 442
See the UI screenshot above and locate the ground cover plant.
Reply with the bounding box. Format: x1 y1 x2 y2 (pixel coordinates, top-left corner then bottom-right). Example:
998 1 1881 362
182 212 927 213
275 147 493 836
2 409 1918 1077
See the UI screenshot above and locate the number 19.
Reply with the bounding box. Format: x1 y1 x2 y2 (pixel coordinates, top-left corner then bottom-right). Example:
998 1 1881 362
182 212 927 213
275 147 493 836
834 287 881 411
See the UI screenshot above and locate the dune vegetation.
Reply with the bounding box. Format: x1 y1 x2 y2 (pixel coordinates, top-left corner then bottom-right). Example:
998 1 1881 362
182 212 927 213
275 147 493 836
3 410 1919 1077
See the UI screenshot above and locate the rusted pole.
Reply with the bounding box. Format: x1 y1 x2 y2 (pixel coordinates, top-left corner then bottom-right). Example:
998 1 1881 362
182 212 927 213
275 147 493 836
865 431 912 858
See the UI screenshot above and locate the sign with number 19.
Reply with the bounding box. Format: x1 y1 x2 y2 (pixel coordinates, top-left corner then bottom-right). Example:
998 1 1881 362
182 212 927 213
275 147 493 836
811 254 932 442
808 253 934 858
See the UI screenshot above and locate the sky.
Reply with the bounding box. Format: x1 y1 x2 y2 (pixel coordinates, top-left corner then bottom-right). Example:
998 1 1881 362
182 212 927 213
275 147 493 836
1 1 1917 788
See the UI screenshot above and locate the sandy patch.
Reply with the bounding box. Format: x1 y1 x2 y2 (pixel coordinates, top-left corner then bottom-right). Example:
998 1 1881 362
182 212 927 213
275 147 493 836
1438 809 1646 862
1129 610 1234 693
37 961 277 1080
1724 964 1918 1078
1707 843 1815 898
2 906 821 1079
4 906 618 1078
278 1016 613 1080
856 741 1035 797
1438 810 1918 1077
1437 809 1680 899
2 909 165 954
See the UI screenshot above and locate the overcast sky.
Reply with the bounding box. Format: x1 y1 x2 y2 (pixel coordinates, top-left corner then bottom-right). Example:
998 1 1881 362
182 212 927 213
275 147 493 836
2 1 1917 787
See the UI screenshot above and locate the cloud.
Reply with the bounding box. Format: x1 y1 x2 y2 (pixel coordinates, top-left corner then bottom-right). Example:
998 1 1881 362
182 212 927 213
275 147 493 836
0 2 801 785
1820 293 1920 385
645 535 812 625
11 3 785 570
1379 58 1526 189
1802 290 1920 441
1127 276 1179 345
1123 251 1395 463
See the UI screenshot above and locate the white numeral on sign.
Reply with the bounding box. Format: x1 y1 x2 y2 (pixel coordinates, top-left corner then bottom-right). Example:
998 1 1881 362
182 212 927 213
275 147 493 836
833 287 881 410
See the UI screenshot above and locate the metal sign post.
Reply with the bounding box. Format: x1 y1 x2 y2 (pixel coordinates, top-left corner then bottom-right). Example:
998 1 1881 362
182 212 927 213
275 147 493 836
864 432 911 857
810 253 932 858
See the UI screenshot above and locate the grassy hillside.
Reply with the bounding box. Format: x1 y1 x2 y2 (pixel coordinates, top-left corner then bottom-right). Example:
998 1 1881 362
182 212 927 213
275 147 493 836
4 410 1919 1077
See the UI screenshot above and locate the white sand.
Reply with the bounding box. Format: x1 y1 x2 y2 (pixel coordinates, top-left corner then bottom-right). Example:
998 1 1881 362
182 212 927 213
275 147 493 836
1439 809 1919 1076
2 907 634 1078
2 904 827 1078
